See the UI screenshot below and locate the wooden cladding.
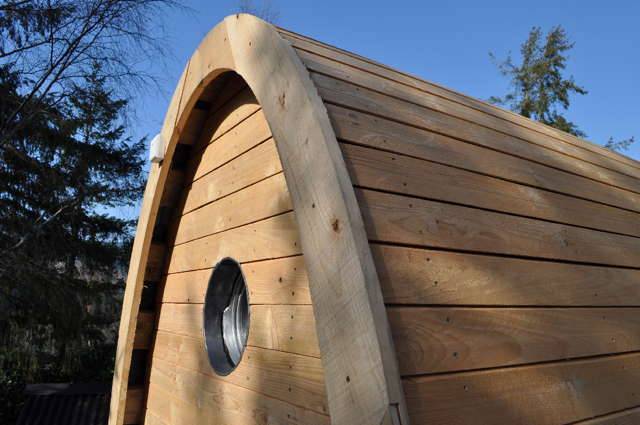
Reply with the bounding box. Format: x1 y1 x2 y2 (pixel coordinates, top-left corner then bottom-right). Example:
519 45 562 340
403 353 640 425
342 141 640 238
117 20 640 425
373 245 640 306
158 303 321 358
287 28 640 425
389 307 640 375
142 77 330 424
358 188 640 267
147 359 329 424
162 255 310 305
281 29 639 173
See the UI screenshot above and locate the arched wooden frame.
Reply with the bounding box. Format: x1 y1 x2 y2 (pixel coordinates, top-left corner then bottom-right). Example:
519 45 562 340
109 13 409 425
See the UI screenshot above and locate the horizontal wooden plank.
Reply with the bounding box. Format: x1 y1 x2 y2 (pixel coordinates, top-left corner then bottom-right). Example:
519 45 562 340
167 212 301 274
148 358 330 425
389 306 640 375
124 386 144 425
299 49 640 182
152 330 328 415
359 188 640 267
373 244 640 306
312 73 640 200
192 86 260 150
182 138 282 214
206 72 248 117
402 352 640 425
157 303 320 358
249 305 320 358
342 142 640 237
190 107 272 182
281 31 640 172
242 256 312 305
575 406 640 424
329 104 640 216
156 303 202 338
133 311 155 350
174 172 291 245
162 255 312 304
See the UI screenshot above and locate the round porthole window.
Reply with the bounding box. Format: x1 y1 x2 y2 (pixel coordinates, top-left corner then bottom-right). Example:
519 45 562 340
203 257 250 376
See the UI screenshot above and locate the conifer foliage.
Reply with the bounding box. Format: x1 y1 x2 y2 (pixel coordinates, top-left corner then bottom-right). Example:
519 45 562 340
491 25 634 152
0 1 175 421
490 26 588 137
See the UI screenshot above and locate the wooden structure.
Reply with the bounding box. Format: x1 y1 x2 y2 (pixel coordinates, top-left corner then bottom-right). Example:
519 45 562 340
109 14 640 425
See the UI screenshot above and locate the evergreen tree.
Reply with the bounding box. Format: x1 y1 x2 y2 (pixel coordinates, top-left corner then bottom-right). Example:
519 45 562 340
0 61 144 422
491 26 635 152
490 26 588 137
605 136 635 152
0 60 145 403
0 1 177 421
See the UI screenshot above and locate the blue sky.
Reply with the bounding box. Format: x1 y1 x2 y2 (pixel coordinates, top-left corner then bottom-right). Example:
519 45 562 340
133 0 639 161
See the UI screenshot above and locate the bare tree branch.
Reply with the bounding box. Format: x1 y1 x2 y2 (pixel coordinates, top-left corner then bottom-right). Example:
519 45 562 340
0 0 180 147
238 0 279 23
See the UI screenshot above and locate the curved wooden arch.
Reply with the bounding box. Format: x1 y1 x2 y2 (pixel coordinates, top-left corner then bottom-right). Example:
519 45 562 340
110 14 408 425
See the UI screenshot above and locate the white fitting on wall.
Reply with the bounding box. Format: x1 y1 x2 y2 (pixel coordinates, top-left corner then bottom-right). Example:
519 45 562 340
149 133 165 163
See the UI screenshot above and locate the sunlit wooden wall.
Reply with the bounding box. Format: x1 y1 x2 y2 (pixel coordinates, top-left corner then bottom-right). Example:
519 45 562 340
282 28 640 425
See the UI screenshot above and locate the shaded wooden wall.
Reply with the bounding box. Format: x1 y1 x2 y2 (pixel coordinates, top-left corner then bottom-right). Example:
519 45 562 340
140 73 330 424
279 29 640 425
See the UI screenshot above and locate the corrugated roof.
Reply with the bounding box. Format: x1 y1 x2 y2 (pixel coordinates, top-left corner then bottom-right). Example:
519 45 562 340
16 383 110 425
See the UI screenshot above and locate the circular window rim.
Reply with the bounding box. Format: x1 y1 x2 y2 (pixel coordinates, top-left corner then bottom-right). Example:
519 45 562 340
202 257 250 376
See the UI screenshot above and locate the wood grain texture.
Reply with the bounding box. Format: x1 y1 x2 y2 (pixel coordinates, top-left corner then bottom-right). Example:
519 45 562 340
299 49 640 182
167 211 301 273
249 305 320 357
147 363 330 425
389 306 640 375
312 73 640 205
342 142 640 238
142 35 334 423
182 138 282 214
109 61 190 425
373 244 640 306
153 330 329 415
280 29 640 172
157 303 320 358
402 352 640 425
205 72 249 117
162 255 311 304
225 14 408 424
192 87 260 150
358 188 640 267
174 172 291 245
574 407 640 424
190 106 271 182
329 103 640 217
